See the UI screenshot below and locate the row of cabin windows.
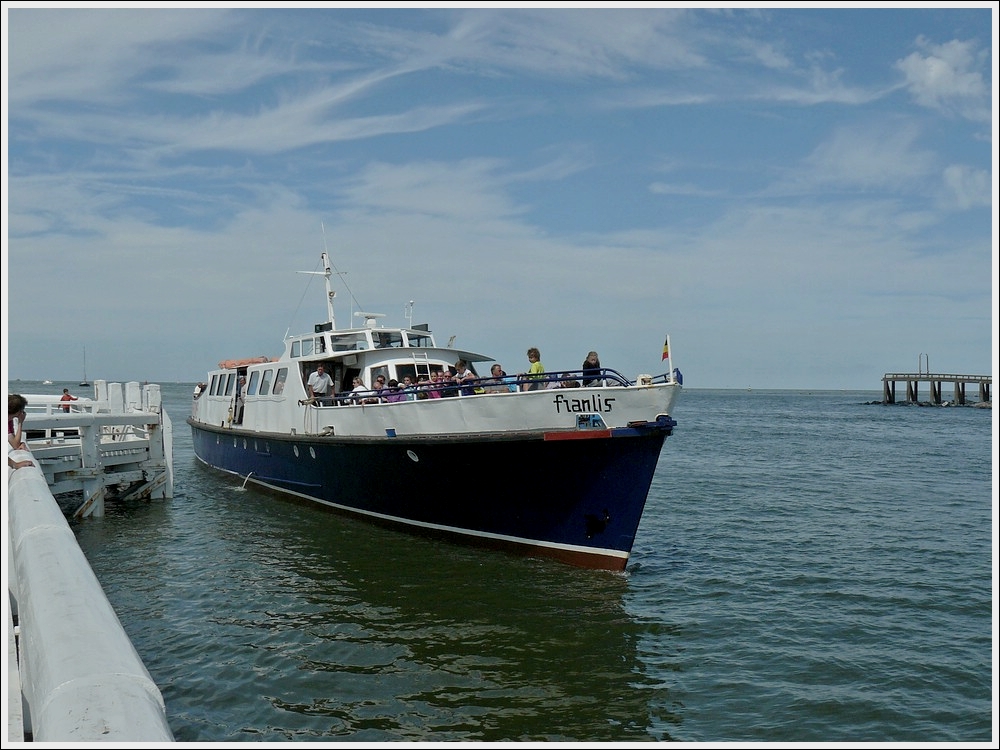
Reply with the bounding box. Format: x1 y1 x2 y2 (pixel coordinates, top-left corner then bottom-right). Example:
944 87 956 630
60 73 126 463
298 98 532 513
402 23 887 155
208 362 470 402
209 367 289 399
289 331 433 359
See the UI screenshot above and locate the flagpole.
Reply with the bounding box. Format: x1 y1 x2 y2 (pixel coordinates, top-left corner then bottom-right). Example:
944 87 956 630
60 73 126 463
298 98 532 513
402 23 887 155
667 334 673 381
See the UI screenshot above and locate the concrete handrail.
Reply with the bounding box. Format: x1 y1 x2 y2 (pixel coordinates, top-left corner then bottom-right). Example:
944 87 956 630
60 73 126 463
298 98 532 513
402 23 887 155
7 453 174 742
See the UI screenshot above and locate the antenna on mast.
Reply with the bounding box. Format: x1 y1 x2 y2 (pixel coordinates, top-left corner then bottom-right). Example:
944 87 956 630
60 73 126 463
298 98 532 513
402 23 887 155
298 222 363 329
298 249 337 329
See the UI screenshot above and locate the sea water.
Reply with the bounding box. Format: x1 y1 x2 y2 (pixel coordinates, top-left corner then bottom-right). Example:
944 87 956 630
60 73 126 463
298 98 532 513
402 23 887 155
23 383 993 741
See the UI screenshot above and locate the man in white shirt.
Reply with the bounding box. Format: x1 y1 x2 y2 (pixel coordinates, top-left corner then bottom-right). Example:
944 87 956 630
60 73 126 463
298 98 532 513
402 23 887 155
307 364 334 404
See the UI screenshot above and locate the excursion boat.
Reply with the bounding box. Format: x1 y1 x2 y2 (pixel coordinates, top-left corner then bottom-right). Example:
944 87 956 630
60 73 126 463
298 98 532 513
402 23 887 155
188 253 681 571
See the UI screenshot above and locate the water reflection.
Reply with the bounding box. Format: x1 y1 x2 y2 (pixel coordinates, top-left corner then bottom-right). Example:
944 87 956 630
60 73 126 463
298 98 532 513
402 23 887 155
76 459 681 742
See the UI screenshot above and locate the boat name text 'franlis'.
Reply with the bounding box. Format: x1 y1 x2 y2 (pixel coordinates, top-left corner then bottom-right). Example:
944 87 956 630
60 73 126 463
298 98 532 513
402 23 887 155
552 393 616 413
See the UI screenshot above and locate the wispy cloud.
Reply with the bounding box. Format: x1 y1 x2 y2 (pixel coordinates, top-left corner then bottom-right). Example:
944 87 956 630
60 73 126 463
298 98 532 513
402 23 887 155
895 36 992 121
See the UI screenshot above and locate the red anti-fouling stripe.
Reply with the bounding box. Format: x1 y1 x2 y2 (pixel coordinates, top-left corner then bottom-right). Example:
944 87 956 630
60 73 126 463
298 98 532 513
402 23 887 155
543 430 613 441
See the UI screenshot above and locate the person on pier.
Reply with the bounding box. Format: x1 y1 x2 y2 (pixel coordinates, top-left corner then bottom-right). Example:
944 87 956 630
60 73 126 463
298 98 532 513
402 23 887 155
60 387 79 413
8 394 32 470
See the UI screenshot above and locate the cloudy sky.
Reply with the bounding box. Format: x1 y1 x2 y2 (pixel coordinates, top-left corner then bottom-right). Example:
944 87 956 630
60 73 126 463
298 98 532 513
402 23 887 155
4 5 995 389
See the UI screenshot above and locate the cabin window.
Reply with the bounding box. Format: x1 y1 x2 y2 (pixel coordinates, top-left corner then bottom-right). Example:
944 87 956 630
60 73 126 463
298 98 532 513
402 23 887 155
315 336 326 354
211 375 222 396
260 369 274 395
247 370 260 397
291 341 301 358
224 372 235 396
273 368 288 395
301 339 314 357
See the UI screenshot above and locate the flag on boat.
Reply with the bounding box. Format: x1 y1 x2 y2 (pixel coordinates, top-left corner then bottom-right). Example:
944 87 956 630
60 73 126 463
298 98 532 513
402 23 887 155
661 335 670 361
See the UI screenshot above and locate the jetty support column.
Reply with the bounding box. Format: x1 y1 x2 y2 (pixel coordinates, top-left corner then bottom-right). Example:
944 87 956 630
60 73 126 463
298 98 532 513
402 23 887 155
883 379 896 404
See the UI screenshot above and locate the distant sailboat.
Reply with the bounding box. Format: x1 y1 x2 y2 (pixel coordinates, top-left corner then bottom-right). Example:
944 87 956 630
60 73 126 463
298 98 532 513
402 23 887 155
80 347 90 387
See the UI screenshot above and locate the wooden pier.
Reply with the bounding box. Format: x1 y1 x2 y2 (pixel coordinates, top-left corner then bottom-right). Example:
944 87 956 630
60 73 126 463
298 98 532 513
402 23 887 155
881 372 991 405
20 380 174 519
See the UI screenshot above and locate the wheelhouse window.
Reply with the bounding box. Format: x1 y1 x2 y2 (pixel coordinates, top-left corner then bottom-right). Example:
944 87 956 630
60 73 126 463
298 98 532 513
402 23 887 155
224 372 235 395
291 340 301 358
405 332 432 348
331 333 369 351
260 369 274 395
374 331 404 349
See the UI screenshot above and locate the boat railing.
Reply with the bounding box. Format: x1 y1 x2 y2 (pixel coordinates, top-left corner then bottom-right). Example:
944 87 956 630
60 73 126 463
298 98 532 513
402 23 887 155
306 368 669 407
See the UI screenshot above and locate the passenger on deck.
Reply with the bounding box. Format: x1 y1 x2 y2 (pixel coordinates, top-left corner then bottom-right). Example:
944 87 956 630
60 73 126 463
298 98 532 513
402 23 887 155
452 360 476 395
385 380 407 403
581 351 602 387
350 377 369 404
371 375 388 403
519 347 545 391
401 375 418 400
424 370 444 399
438 366 459 398
307 364 334 405
484 364 516 393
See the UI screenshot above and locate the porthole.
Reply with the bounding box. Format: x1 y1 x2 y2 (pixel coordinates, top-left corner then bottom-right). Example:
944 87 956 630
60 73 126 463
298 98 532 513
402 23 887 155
293 445 299 457
309 447 316 459
406 450 419 463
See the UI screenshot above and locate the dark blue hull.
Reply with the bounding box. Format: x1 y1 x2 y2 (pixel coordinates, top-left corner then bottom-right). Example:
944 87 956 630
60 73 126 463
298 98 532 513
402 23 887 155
188 419 675 570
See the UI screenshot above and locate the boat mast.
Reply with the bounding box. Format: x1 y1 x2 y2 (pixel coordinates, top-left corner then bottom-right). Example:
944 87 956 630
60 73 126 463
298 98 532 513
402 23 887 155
321 252 336 329
298 253 337 330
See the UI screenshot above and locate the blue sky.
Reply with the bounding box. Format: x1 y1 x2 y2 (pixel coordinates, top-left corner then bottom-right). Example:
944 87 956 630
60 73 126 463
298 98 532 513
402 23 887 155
4 4 996 390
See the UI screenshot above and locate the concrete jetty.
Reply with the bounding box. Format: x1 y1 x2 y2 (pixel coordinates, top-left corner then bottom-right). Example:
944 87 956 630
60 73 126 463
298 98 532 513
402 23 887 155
881 372 991 405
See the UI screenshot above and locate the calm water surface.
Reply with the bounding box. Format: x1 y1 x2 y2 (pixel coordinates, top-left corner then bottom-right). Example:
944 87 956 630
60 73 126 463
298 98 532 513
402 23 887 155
32 383 992 742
